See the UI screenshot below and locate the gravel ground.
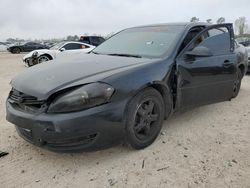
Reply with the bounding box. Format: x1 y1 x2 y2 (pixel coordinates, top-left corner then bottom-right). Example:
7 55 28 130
0 52 250 188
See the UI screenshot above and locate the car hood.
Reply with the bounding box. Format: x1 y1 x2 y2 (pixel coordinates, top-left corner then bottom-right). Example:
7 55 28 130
11 54 156 100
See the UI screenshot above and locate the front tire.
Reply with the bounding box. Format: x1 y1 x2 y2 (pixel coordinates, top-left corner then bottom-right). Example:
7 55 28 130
38 55 50 64
125 88 165 149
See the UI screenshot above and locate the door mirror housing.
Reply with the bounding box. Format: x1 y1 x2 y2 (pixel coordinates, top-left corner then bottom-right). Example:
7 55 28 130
185 46 213 57
60 48 66 52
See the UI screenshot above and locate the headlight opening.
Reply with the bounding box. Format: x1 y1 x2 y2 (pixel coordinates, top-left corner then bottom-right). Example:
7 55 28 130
47 83 115 113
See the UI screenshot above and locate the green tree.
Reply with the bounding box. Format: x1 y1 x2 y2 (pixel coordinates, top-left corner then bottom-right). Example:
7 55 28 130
206 19 212 23
216 17 225 24
66 35 79 41
190 17 199 22
235 17 248 35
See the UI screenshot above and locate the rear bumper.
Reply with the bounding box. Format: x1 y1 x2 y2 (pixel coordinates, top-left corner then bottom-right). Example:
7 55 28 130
6 100 127 152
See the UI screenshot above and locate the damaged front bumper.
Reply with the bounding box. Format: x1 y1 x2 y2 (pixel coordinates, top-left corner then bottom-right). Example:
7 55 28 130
6 100 127 152
23 53 39 67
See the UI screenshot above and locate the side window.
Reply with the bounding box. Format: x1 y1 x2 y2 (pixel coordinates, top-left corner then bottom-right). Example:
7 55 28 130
63 43 82 50
190 26 231 55
80 44 90 49
178 27 204 54
208 28 225 37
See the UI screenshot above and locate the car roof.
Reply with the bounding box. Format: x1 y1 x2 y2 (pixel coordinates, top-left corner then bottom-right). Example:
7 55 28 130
80 36 104 38
63 41 95 47
128 22 235 32
127 22 212 31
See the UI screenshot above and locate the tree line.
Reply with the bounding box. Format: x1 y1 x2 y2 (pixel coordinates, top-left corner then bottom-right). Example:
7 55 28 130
5 16 249 43
190 16 249 36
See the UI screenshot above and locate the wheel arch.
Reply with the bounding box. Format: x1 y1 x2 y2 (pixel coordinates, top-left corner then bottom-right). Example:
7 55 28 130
126 82 173 120
40 53 53 60
150 82 173 119
11 47 21 53
238 64 245 78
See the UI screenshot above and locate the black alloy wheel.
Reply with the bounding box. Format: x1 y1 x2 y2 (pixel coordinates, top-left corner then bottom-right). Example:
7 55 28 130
12 48 21 54
134 99 160 140
125 88 165 149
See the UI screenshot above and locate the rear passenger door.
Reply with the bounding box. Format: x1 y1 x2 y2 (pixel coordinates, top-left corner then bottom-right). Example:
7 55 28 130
176 24 237 109
23 42 36 51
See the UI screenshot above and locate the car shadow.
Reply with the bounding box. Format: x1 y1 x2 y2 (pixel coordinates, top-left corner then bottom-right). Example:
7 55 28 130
15 101 229 165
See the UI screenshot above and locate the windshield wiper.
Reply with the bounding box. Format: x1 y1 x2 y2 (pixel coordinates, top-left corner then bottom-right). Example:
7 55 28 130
106 53 142 58
91 51 100 55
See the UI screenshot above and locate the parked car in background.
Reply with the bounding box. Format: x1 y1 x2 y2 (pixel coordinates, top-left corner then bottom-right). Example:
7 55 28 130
6 23 248 152
236 37 250 47
79 36 105 46
7 42 49 54
23 41 95 67
3 42 13 46
0 42 7 52
245 46 250 72
42 42 56 48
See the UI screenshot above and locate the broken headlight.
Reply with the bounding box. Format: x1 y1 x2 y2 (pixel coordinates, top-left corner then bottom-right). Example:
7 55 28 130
32 51 38 57
47 83 115 113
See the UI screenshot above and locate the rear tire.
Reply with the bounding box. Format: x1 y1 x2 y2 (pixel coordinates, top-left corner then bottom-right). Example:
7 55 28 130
12 48 21 54
232 68 242 98
124 88 165 149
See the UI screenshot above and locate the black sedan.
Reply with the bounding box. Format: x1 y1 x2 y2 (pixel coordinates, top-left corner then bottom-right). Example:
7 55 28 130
6 23 248 152
7 42 49 54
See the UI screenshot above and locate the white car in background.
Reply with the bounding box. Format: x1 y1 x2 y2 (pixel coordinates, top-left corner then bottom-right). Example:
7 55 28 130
0 42 7 52
23 41 95 67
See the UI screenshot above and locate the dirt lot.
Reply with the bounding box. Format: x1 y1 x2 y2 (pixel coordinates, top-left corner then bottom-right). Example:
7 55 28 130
0 52 250 188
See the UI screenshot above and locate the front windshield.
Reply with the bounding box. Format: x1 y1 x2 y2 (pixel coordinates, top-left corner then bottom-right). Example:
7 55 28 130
50 42 65 50
92 25 184 58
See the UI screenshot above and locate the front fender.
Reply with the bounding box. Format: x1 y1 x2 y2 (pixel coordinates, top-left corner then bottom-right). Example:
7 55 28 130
103 59 174 117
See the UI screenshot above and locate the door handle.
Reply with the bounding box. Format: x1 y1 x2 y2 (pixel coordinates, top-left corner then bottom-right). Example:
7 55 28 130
223 60 231 67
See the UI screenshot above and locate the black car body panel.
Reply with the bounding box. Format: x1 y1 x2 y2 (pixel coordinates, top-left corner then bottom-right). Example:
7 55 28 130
7 42 49 53
6 23 248 151
6 97 127 151
11 54 157 100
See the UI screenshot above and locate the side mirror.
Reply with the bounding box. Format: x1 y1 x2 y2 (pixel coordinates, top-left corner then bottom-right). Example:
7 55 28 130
60 48 66 52
185 46 212 57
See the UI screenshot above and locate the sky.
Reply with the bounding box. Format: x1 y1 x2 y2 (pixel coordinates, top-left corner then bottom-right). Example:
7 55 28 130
0 0 249 41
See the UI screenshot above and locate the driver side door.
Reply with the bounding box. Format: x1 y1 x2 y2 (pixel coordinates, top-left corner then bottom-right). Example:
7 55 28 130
23 42 36 52
175 24 237 109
